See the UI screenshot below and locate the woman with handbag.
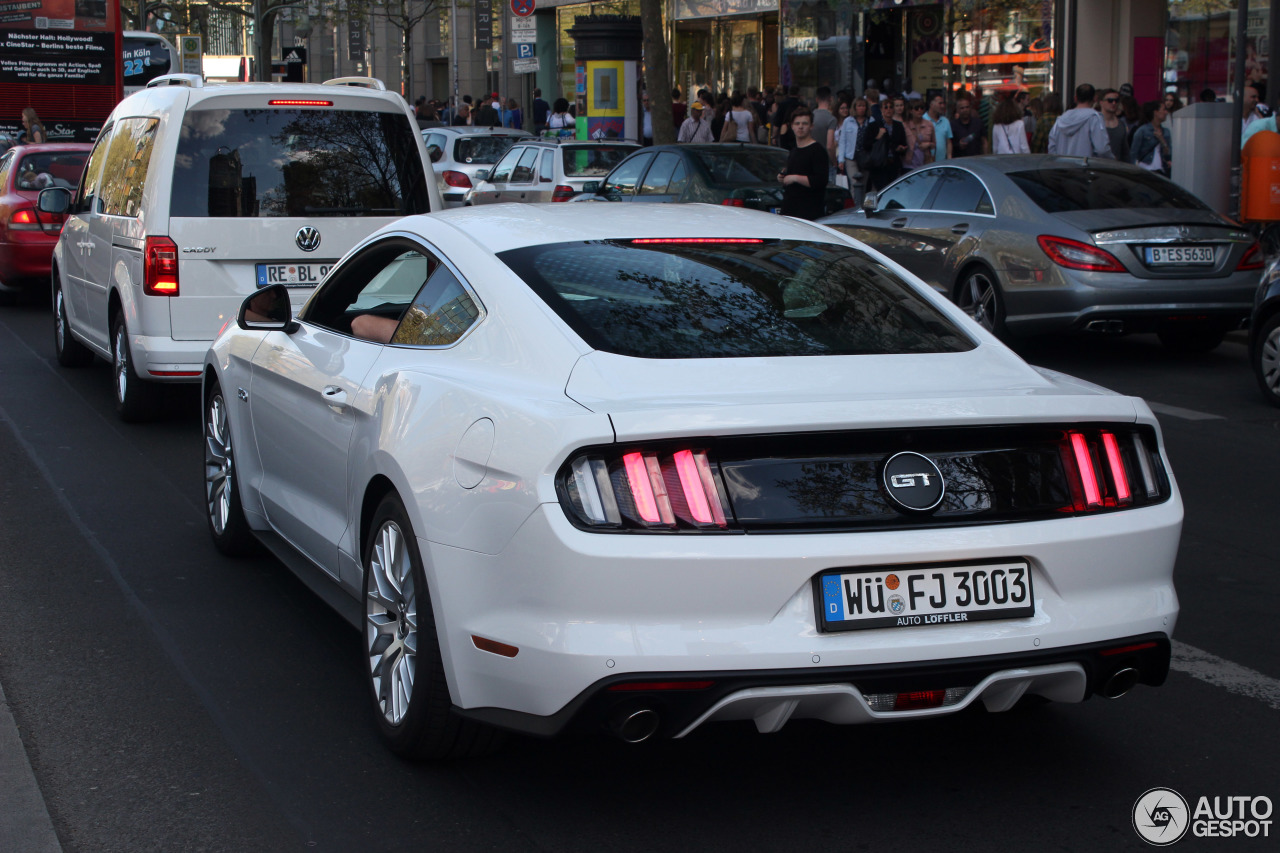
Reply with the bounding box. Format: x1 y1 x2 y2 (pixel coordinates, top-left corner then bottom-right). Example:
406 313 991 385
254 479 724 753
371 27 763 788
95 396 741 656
836 98 871 207
991 97 1030 153
861 95 907 197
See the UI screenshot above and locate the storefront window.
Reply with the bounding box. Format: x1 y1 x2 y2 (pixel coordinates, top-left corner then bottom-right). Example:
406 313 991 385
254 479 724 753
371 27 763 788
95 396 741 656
780 0 852 99
948 0 1055 97
1166 1 1267 103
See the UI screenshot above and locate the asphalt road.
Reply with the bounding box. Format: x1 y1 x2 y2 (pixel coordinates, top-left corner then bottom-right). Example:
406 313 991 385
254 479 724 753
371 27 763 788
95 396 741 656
1 296 1277 853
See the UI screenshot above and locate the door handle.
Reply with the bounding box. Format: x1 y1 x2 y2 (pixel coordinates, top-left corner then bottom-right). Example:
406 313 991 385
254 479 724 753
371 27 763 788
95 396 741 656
951 224 970 235
321 385 348 412
891 218 909 228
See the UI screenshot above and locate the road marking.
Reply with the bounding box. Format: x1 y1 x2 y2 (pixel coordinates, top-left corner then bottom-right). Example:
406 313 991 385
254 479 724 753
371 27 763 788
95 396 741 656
1171 641 1280 710
1147 402 1225 421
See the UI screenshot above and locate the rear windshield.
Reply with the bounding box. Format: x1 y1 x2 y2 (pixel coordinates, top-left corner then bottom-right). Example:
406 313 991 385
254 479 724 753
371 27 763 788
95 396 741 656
694 149 787 185
499 239 974 358
1008 166 1210 213
562 145 635 177
170 108 430 217
454 135 520 164
16 151 87 190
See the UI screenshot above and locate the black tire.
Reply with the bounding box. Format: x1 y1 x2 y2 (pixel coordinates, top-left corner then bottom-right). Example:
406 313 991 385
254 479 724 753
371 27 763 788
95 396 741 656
363 494 503 760
1157 324 1226 353
1253 313 1280 407
110 312 158 422
53 277 93 367
203 380 260 556
954 265 1007 339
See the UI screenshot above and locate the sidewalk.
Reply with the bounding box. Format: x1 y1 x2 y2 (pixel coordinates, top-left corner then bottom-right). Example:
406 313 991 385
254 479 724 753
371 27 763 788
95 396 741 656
0 679 61 853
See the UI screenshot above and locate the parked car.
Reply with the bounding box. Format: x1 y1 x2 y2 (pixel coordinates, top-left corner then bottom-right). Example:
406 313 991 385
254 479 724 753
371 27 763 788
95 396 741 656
470 139 639 204
422 126 531 207
40 74 440 421
818 155 1261 351
0 143 92 300
204 203 1180 760
1250 250 1280 406
578 143 851 215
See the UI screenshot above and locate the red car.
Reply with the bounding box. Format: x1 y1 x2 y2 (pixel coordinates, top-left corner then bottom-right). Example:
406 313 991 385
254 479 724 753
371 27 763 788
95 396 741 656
0 143 92 299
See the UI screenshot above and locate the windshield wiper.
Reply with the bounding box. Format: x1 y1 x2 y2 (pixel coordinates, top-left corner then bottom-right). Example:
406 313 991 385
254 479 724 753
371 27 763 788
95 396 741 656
302 206 398 215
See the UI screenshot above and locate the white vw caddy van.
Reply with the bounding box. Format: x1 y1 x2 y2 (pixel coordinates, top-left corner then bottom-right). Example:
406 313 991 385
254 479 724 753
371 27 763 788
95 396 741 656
43 74 442 420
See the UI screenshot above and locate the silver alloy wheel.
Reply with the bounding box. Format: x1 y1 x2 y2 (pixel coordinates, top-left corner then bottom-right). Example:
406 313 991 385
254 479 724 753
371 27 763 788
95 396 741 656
1262 324 1280 398
959 271 999 333
204 392 233 536
113 322 129 403
366 520 418 726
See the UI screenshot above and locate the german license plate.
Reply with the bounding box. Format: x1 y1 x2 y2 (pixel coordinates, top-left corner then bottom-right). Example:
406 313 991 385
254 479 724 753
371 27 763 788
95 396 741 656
770 206 782 215
1144 245 1214 265
817 561 1034 632
255 262 333 288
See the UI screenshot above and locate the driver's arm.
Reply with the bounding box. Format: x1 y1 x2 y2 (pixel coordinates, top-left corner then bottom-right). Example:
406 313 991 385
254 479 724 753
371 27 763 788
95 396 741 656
350 314 399 343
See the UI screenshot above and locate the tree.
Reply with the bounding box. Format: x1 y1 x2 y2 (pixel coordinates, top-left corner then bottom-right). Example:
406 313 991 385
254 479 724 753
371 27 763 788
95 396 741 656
639 0 675 144
361 0 447 101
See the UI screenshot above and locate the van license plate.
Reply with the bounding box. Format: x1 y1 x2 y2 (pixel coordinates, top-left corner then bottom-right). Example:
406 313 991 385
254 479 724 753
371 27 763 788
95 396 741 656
256 262 333 287
817 561 1034 632
1144 246 1214 265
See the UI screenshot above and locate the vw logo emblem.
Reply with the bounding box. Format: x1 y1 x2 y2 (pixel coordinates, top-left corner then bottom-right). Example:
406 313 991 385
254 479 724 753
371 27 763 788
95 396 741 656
881 451 945 513
295 226 321 252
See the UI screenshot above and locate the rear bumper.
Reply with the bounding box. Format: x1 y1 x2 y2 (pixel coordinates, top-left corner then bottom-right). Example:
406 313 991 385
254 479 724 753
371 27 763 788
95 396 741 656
130 333 207 382
456 634 1172 739
1004 267 1256 335
0 238 57 288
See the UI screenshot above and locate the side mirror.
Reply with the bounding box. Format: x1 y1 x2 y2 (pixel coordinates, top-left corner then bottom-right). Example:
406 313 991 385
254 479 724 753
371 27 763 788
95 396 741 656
37 186 71 214
428 145 443 163
863 191 878 212
582 181 600 194
475 168 491 182
238 283 297 333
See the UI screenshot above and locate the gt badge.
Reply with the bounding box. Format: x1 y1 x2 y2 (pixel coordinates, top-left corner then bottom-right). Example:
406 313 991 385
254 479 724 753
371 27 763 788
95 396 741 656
882 451 945 513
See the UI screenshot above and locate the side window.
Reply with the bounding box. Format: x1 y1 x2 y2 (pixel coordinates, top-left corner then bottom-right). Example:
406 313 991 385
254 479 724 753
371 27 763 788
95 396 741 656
0 151 13 189
666 161 689 196
99 117 159 217
511 147 539 183
76 125 113 214
639 152 680 195
539 150 554 182
426 133 446 150
602 153 653 196
488 148 522 184
928 168 993 214
877 171 935 211
392 265 481 347
302 240 439 338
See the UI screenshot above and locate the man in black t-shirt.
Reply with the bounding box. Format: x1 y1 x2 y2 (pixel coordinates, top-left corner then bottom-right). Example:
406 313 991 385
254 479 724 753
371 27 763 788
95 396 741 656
949 94 985 157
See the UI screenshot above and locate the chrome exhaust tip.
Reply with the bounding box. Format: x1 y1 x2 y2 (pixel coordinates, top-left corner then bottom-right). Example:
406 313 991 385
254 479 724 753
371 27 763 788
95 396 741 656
1085 319 1125 334
1099 667 1140 699
610 708 660 743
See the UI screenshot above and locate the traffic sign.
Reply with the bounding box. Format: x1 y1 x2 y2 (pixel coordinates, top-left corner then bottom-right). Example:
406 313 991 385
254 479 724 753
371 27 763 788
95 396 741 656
512 57 539 74
511 0 534 17
510 16 536 31
511 31 536 44
516 43 534 59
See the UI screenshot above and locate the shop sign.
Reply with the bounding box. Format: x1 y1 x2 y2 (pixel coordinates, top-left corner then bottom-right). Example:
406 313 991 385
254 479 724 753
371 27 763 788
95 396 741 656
475 0 493 50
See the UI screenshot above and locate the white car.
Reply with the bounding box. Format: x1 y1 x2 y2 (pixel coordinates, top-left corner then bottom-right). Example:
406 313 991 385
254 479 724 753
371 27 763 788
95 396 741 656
42 74 441 420
203 204 1181 759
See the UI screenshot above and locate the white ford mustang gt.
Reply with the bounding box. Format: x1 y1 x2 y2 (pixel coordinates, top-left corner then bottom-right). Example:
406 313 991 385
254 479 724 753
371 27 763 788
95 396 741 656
203 204 1182 759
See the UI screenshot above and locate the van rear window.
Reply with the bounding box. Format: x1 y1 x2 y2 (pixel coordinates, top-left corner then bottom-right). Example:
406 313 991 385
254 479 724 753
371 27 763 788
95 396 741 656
170 107 430 217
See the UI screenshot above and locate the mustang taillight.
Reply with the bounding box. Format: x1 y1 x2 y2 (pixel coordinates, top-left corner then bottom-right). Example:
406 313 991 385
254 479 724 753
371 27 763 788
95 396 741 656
1060 428 1160 512
562 448 731 531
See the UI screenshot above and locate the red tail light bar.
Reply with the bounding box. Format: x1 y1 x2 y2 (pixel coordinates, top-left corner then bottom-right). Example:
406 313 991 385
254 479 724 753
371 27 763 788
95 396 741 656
560 426 1168 533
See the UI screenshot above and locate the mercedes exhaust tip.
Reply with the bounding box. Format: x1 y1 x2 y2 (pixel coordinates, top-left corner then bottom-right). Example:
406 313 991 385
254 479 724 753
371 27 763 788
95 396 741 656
610 708 660 743
1099 667 1141 699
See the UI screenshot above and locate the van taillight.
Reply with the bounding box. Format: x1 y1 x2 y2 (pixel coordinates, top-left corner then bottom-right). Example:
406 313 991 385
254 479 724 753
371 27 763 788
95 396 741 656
144 236 179 296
